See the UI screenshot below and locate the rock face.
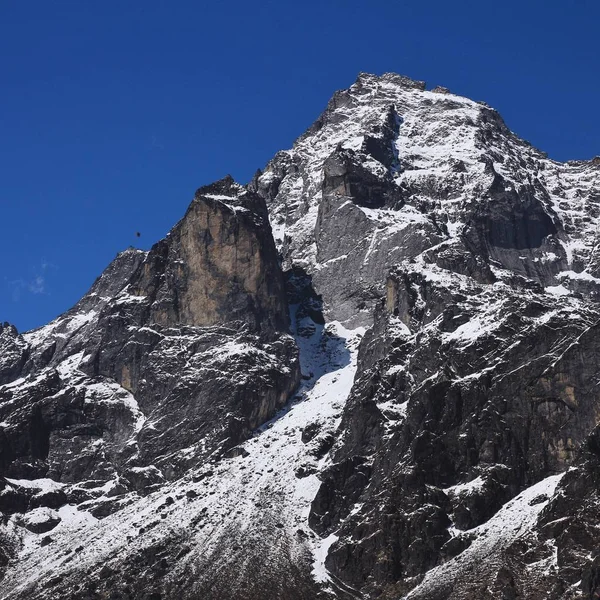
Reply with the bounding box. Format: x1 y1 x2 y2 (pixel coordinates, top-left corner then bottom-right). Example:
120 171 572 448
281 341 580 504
1 72 600 600
0 175 299 531
121 176 290 334
252 72 600 327
311 270 600 598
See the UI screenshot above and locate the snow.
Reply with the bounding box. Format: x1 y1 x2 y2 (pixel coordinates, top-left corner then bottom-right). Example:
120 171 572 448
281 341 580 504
442 297 507 345
5 478 64 493
534 309 560 325
377 399 409 421
445 316 485 343
387 316 411 337
210 340 268 360
546 284 571 296
201 193 250 214
47 353 146 435
445 219 464 237
22 507 59 527
56 504 98 529
56 351 84 377
112 292 147 304
312 533 339 583
358 205 430 226
557 269 600 283
84 381 146 432
270 216 286 244
558 239 588 268
443 475 485 497
0 377 26 389
23 310 97 347
202 193 240 201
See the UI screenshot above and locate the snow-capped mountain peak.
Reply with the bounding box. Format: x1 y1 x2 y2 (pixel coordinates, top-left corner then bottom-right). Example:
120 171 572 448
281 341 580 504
1 73 600 600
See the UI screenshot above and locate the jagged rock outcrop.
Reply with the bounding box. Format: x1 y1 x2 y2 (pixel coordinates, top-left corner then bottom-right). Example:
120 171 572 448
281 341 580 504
253 72 600 328
115 175 290 334
311 266 600 598
0 324 28 386
0 176 299 545
1 72 600 600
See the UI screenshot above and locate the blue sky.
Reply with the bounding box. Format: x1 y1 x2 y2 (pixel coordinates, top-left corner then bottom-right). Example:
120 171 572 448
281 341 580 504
1 0 599 331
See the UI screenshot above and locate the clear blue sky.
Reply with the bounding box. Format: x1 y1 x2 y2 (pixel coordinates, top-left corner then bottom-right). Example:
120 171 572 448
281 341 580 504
1 0 599 332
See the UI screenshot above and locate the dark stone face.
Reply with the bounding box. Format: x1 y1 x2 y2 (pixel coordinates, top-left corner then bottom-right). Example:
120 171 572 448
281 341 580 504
310 272 600 596
481 199 557 250
466 178 558 251
0 323 28 385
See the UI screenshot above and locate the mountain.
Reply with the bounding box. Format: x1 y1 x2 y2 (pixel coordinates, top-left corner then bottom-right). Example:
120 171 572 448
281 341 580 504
1 72 599 599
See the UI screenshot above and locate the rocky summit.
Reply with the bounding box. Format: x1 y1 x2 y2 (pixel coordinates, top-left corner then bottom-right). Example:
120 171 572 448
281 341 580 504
1 72 600 600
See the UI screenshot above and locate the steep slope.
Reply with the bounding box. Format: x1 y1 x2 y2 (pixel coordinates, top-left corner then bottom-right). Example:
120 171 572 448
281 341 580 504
1 308 361 600
311 265 600 599
0 177 301 596
1 72 600 600
256 73 600 599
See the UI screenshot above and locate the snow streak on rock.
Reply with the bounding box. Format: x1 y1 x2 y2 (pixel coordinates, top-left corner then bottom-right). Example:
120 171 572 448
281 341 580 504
404 474 565 599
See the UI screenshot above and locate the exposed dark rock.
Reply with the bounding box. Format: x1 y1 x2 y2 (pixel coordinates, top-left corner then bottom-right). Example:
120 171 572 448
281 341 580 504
0 323 28 385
